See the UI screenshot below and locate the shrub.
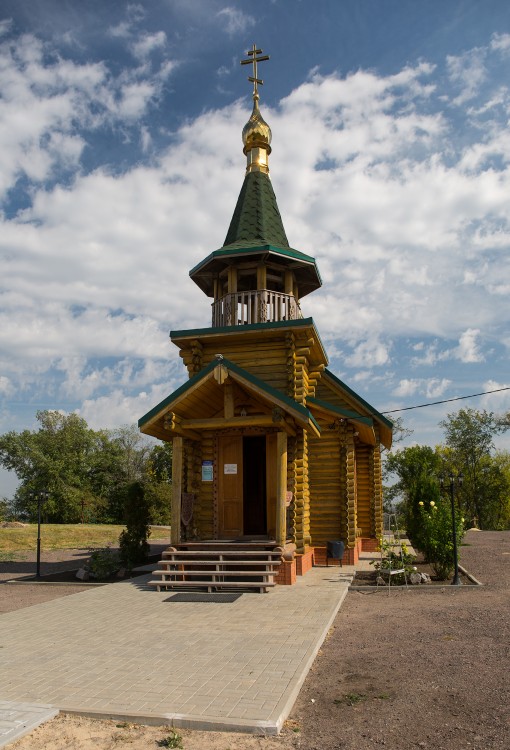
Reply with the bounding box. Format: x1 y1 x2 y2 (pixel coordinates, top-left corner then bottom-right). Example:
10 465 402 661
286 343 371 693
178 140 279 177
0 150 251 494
87 546 121 579
416 500 465 580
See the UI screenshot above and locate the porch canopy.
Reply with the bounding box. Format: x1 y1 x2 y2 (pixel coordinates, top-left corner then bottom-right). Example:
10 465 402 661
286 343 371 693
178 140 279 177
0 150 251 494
138 356 320 442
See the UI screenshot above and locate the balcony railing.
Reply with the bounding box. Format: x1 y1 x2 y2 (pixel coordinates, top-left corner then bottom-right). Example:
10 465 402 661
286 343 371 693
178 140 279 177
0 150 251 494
212 289 302 327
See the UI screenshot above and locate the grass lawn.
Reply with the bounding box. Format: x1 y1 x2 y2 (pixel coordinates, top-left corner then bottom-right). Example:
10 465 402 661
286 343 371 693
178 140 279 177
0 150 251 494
0 524 170 553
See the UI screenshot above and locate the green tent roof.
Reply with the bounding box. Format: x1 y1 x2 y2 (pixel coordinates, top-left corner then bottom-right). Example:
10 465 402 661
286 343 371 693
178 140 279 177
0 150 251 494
189 165 321 298
222 170 289 251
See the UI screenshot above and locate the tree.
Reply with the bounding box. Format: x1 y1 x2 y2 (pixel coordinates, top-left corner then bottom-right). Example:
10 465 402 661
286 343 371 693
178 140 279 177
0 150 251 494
0 498 9 522
0 411 110 523
146 442 173 482
118 481 151 570
476 452 510 530
143 442 173 525
0 411 173 524
384 445 442 546
440 408 505 528
390 416 414 445
110 425 152 484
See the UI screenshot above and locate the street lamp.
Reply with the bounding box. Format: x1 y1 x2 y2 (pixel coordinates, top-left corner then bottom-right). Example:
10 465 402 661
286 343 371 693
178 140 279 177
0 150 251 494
30 490 49 578
440 473 463 586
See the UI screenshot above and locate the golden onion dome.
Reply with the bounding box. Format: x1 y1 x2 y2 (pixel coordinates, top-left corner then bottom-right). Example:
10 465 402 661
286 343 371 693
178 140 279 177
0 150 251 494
242 96 272 155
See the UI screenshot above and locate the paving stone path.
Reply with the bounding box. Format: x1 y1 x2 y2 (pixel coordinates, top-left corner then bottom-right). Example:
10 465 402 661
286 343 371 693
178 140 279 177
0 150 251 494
0 565 356 739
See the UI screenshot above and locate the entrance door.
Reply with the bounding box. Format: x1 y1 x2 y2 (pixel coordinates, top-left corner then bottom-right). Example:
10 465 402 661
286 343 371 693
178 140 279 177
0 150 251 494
218 435 243 537
217 433 275 538
243 435 267 535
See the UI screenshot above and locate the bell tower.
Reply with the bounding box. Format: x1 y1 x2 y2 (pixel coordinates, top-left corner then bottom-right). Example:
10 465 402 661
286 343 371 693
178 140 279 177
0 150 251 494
189 46 321 329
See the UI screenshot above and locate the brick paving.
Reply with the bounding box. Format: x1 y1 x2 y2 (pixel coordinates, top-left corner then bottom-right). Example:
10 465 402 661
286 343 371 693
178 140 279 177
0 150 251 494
0 564 364 737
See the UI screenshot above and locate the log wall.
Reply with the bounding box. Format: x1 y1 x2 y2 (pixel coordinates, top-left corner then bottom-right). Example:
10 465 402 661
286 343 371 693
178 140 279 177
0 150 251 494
309 423 343 545
185 339 291 393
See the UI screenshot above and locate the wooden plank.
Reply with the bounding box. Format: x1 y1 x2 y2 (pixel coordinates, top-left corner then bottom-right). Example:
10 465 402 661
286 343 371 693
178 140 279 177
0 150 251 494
149 581 274 589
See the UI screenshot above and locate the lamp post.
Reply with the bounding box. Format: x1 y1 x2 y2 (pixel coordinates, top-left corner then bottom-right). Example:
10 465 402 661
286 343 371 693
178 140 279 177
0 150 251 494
31 490 49 578
440 473 463 586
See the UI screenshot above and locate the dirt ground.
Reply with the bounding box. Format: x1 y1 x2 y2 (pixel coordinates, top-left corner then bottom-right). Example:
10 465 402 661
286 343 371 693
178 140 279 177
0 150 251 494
2 529 509 750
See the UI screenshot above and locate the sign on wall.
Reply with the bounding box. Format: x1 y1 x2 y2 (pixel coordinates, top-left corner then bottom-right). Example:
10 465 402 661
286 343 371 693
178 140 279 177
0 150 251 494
224 463 238 474
201 460 214 482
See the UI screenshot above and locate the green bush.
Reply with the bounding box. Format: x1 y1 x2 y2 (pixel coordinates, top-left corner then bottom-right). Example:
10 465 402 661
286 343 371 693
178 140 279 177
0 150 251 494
87 546 121 579
416 499 465 580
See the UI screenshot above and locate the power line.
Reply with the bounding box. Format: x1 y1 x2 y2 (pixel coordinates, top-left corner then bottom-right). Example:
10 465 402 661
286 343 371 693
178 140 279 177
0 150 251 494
382 386 510 414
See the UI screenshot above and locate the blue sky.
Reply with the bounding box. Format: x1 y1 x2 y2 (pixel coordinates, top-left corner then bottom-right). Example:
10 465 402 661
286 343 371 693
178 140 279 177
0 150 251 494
1 0 510 497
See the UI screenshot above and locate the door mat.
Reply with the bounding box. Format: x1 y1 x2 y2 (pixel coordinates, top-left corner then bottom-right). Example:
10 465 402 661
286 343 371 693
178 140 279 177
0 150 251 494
164 592 243 603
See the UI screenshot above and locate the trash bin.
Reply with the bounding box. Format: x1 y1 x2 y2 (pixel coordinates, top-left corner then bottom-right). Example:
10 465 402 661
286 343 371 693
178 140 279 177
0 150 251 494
326 540 345 567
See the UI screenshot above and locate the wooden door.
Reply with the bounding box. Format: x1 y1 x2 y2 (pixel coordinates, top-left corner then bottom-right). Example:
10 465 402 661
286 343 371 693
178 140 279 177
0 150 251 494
218 435 243 537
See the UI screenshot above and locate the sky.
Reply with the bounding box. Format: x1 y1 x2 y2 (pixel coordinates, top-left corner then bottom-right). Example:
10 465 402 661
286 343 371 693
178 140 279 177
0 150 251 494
1 0 510 497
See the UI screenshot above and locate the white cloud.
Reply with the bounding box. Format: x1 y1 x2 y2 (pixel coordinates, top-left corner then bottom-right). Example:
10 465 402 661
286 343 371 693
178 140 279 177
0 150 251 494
425 378 451 398
131 31 167 60
490 33 510 53
0 33 176 199
446 47 487 105
345 338 391 368
393 377 451 399
0 376 14 396
393 379 421 397
411 342 440 367
0 19 13 37
217 8 255 36
78 382 171 431
109 21 131 39
480 379 510 413
455 328 485 363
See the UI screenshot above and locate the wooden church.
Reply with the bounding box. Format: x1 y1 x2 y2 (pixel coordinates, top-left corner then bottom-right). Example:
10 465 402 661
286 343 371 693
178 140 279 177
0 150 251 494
139 46 393 591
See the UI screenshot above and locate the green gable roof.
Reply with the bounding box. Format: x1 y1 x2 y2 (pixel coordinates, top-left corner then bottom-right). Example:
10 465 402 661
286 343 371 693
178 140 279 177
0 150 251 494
307 397 374 426
324 369 394 430
223 170 289 250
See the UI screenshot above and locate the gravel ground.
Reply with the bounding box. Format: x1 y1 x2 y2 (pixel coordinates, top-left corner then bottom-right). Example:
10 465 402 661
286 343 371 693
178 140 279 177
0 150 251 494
291 529 510 750
3 529 509 750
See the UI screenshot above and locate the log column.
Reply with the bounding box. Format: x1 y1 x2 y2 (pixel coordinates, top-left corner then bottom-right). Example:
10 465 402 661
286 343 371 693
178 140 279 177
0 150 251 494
371 432 383 540
171 436 183 545
345 429 357 550
275 431 288 547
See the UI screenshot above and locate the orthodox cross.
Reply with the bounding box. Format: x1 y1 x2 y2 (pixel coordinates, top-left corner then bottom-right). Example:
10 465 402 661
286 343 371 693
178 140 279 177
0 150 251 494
241 44 270 99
